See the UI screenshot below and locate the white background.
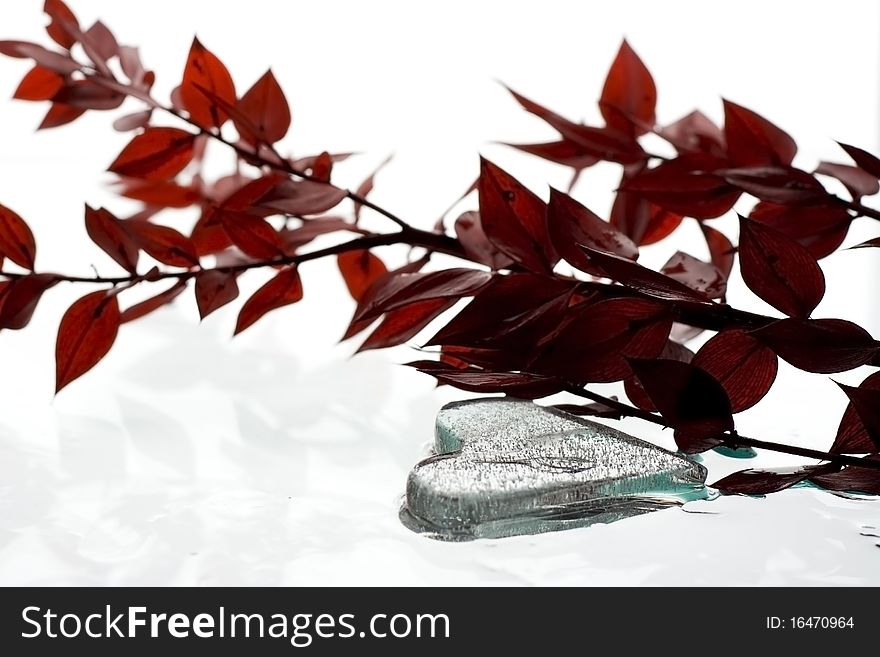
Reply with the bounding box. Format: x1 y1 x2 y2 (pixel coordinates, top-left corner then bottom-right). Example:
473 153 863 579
0 0 878 585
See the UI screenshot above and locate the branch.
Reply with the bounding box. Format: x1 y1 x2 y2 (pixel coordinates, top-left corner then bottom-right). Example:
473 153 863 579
563 384 880 471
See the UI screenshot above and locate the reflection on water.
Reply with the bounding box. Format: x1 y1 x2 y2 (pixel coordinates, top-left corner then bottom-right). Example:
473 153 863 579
0 308 877 585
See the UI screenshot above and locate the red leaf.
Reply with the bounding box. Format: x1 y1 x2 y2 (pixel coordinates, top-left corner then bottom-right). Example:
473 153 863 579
38 102 84 130
220 211 286 260
124 220 199 267
815 161 879 200
536 298 673 383
506 140 599 172
833 378 880 453
738 216 825 317
234 265 303 335
120 281 187 323
838 142 880 179
13 65 63 100
234 69 291 146
352 268 492 323
118 179 199 208
55 290 120 392
0 204 37 270
0 274 59 330
719 166 826 204
692 330 778 412
749 202 851 260
581 247 712 303
84 205 139 274
180 38 236 129
753 318 879 373
417 368 563 399
195 269 240 319
712 464 837 495
1 42 79 73
723 100 797 167
44 0 79 50
599 40 656 136
640 206 684 246
660 251 726 299
624 340 695 411
108 127 196 181
258 179 347 216
358 298 454 352
628 358 732 453
310 152 333 182
280 217 356 252
112 110 153 132
623 156 741 219
337 250 388 302
191 208 233 256
453 211 513 270
810 457 880 495
82 20 118 63
478 158 552 273
701 224 735 281
547 188 637 273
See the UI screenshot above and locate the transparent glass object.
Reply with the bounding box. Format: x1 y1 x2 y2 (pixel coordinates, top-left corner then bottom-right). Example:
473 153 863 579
401 398 708 540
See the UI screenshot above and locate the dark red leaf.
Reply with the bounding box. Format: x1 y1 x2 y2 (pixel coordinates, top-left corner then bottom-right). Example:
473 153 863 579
838 142 880 179
753 318 879 373
506 140 599 172
815 161 879 200
712 464 837 495
84 205 139 274
738 216 825 317
660 251 726 299
38 102 84 130
552 401 623 420
52 79 124 110
258 179 347 216
723 99 797 167
692 330 778 412
195 269 240 319
581 247 712 303
44 0 79 49
599 40 656 136
55 290 120 392
0 274 59 330
547 188 637 273
834 379 880 453
810 457 880 495
180 38 236 129
453 211 513 270
337 250 388 302
108 127 196 181
234 265 303 335
280 217 356 252
719 166 826 204
352 268 492 323
124 220 199 267
310 152 333 182
535 298 673 383
609 166 652 242
234 69 291 146
701 224 735 281
120 281 187 323
749 202 851 260
418 368 563 399
658 110 726 157
0 204 37 270
623 156 741 219
357 298 455 352
13 65 63 100
478 158 552 273
219 211 286 260
628 358 732 453
624 340 695 411
191 208 233 256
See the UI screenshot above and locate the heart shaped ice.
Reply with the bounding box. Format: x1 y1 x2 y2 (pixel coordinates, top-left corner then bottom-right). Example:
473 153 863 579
401 398 708 540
